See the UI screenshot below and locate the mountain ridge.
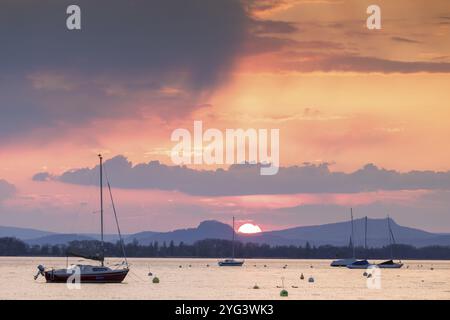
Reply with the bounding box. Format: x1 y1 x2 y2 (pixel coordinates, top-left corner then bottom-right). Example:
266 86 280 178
2 218 450 248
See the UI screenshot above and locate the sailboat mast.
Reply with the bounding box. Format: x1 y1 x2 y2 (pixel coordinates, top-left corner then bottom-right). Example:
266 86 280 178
351 208 355 259
387 215 394 259
365 216 368 250
232 216 235 259
99 154 104 266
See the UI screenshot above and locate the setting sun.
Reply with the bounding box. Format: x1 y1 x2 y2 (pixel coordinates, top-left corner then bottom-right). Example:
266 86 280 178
238 223 262 234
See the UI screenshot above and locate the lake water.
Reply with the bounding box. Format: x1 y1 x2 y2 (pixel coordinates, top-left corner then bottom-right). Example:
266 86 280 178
0 257 449 300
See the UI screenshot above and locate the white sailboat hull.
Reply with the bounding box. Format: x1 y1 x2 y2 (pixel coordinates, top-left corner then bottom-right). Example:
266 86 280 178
218 259 244 267
330 258 358 267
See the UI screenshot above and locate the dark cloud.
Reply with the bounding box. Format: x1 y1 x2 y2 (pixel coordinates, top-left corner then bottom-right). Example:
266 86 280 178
242 0 289 14
243 36 298 55
39 156 450 196
296 41 345 50
1 0 247 79
32 172 53 182
251 19 298 34
0 179 16 202
0 0 294 139
283 54 450 73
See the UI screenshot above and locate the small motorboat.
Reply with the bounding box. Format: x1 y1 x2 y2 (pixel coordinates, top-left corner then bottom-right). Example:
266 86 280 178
346 259 372 269
377 259 403 269
218 259 244 267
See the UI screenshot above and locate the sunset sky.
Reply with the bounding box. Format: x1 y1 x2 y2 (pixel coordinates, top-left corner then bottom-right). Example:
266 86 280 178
1 0 450 234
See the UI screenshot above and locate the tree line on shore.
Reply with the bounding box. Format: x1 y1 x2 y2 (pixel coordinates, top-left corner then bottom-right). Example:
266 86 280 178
1 237 450 259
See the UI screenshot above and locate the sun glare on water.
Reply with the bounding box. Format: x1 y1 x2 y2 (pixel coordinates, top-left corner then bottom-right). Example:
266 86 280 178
238 223 262 234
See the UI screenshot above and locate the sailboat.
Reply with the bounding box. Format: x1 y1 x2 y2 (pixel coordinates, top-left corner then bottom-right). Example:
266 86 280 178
377 216 403 269
331 208 359 267
218 217 244 267
34 155 129 283
346 216 372 269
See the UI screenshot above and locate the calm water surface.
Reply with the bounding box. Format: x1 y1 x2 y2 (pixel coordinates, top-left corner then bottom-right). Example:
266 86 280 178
0 257 449 300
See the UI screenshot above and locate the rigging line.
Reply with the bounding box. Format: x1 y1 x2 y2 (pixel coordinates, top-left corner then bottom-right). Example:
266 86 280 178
387 215 395 259
103 164 129 268
107 178 129 268
388 218 396 245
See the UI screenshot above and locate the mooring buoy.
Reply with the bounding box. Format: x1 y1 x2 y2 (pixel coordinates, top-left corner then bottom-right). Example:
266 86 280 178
280 289 288 297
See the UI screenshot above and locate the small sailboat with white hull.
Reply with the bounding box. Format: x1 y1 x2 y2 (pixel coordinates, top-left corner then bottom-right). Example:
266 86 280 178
218 217 244 267
331 209 366 267
34 154 129 283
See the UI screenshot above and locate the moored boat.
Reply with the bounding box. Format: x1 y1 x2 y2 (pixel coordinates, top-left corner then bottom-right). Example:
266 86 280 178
41 264 129 283
331 209 367 267
331 258 358 267
218 259 244 267
34 154 129 283
377 259 403 269
377 216 403 269
346 259 372 269
218 217 244 267
346 216 373 269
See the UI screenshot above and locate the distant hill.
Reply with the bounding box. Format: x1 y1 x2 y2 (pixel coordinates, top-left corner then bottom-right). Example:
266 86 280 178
124 220 232 245
0 225 54 240
124 218 450 248
3 218 450 247
26 234 96 246
262 218 447 247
